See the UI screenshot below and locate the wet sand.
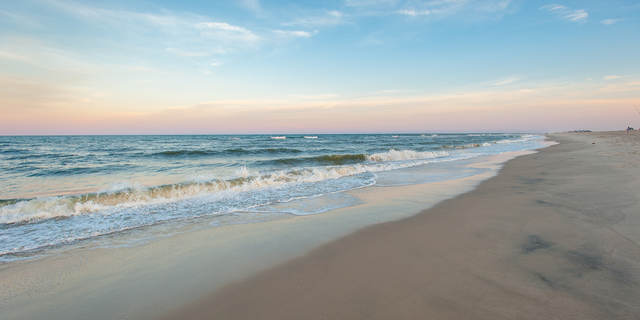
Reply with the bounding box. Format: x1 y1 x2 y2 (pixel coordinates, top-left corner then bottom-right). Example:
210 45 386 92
158 132 640 320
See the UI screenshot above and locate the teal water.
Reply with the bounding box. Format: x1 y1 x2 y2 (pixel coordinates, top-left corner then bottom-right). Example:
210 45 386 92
0 133 544 259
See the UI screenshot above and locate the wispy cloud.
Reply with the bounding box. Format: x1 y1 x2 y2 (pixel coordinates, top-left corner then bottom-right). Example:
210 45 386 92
165 48 216 57
0 50 31 61
599 80 640 93
345 0 398 7
135 78 638 134
378 89 419 94
239 0 262 14
39 0 320 60
603 75 632 81
196 62 223 75
195 22 260 44
398 9 430 16
284 11 346 27
541 4 588 23
0 37 99 73
484 75 520 86
600 18 630 25
288 93 339 100
394 0 512 20
0 75 83 111
273 30 315 38
0 9 38 26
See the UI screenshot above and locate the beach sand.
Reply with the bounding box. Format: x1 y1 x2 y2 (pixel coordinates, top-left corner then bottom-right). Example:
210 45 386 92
156 131 640 320
2 132 640 319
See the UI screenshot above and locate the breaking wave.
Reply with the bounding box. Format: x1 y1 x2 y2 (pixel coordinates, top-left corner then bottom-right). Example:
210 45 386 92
1 149 452 224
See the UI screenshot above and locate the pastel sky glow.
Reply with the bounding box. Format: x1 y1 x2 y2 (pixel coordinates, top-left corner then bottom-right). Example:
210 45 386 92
1 0 639 134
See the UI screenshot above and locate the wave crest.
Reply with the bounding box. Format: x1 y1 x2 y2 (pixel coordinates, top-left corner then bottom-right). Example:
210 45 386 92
367 149 449 162
0 149 460 224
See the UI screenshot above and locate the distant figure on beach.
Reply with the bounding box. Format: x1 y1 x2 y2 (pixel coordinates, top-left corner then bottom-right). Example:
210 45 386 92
627 127 632 133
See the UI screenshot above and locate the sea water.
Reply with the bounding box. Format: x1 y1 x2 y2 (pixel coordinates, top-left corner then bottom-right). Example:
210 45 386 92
0 134 544 259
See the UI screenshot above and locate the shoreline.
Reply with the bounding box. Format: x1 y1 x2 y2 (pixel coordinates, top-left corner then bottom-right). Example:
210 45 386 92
0 145 541 319
156 132 640 319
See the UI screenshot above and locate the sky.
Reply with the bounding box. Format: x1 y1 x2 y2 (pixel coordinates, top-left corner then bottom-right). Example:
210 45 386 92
0 0 639 134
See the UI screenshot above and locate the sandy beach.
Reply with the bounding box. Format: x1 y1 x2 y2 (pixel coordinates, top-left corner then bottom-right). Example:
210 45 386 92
2 131 640 319
156 131 640 320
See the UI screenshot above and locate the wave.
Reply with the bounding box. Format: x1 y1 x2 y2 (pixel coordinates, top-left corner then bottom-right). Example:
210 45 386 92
152 150 219 157
367 149 449 161
0 149 455 225
27 164 139 177
6 153 75 161
494 136 532 144
225 148 304 155
440 142 492 149
263 149 450 167
259 148 303 154
150 148 304 157
268 154 367 166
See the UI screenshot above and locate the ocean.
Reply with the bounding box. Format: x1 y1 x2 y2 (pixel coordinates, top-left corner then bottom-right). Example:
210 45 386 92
0 133 544 260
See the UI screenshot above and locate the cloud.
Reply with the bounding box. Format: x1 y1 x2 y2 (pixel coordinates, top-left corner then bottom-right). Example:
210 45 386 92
483 75 520 86
394 0 513 20
601 18 629 25
541 4 588 23
239 0 262 13
3 74 638 134
345 0 398 7
0 9 38 26
284 11 345 27
195 22 260 44
273 30 315 38
398 9 430 16
0 75 80 111
599 80 640 93
288 93 339 100
0 50 31 61
541 4 567 11
0 38 99 73
565 9 588 22
196 62 222 75
40 0 324 59
131 78 639 134
379 89 419 93
602 75 632 81
195 22 250 33
165 48 215 57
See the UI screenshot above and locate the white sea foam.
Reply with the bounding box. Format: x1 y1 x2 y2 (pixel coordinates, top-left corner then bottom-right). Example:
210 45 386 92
494 135 532 144
0 149 459 224
367 149 449 162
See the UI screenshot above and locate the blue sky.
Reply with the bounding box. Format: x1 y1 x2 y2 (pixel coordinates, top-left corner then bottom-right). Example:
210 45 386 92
1 0 639 134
